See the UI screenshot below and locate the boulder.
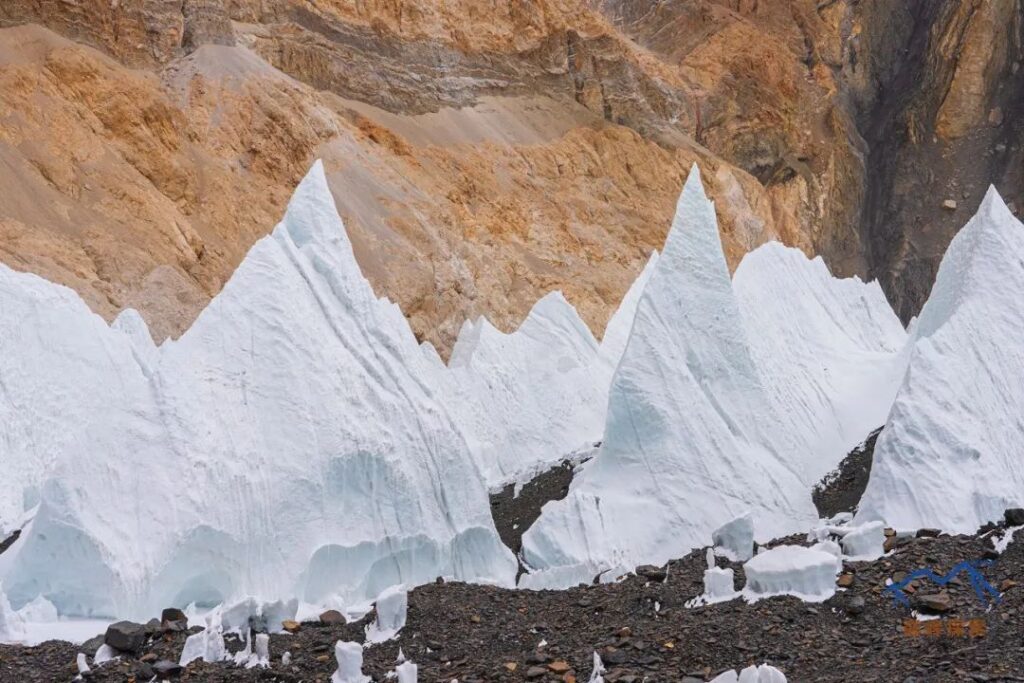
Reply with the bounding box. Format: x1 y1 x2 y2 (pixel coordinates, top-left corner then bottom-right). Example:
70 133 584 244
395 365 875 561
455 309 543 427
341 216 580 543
153 659 183 676
636 565 667 582
1004 508 1024 526
913 592 952 614
161 607 188 630
319 609 345 625
104 621 146 653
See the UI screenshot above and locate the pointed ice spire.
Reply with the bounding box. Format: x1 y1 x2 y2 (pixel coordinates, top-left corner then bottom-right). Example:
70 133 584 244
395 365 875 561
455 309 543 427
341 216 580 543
857 184 1024 532
520 164 816 588
279 159 342 249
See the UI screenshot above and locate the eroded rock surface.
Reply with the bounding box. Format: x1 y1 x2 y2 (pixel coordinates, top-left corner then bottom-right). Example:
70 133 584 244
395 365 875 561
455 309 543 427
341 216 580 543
0 1 1020 349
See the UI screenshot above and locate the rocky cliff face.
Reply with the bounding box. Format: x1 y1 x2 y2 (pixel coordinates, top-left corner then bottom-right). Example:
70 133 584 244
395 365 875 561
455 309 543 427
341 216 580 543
0 0 1019 349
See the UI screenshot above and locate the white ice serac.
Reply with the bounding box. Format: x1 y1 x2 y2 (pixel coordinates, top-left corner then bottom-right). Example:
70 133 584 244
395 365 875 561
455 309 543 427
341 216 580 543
857 187 1024 532
445 251 658 490
520 164 906 588
521 165 816 586
0 161 517 619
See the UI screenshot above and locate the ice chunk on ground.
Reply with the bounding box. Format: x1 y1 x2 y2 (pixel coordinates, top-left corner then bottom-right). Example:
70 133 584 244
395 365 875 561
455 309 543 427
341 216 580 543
810 540 842 560
840 521 886 561
713 513 755 562
395 660 418 683
702 567 738 604
521 165 827 585
76 652 90 675
742 545 840 603
365 585 407 643
179 609 227 665
94 643 118 665
332 641 371 683
0 161 517 619
857 188 1024 532
587 652 606 683
711 665 787 683
231 629 270 668
0 583 25 642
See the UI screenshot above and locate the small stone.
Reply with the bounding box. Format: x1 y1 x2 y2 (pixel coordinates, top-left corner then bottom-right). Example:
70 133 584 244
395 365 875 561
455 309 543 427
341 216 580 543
563 674 577 683
913 591 952 613
636 565 667 582
548 661 571 673
104 621 147 653
916 528 941 538
161 608 188 626
1001 579 1018 592
316 654 330 663
617 627 632 638
470 614 481 623
526 666 547 678
282 620 301 633
1004 508 1024 526
884 528 897 537
153 660 183 676
942 199 958 211
837 573 855 588
318 610 344 625
503 662 518 672
140 653 157 663
847 596 866 616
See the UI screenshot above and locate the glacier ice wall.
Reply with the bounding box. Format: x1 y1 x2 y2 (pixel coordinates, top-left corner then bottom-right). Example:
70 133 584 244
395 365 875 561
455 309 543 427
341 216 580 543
733 242 908 485
521 166 907 587
0 161 518 618
857 187 1024 532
